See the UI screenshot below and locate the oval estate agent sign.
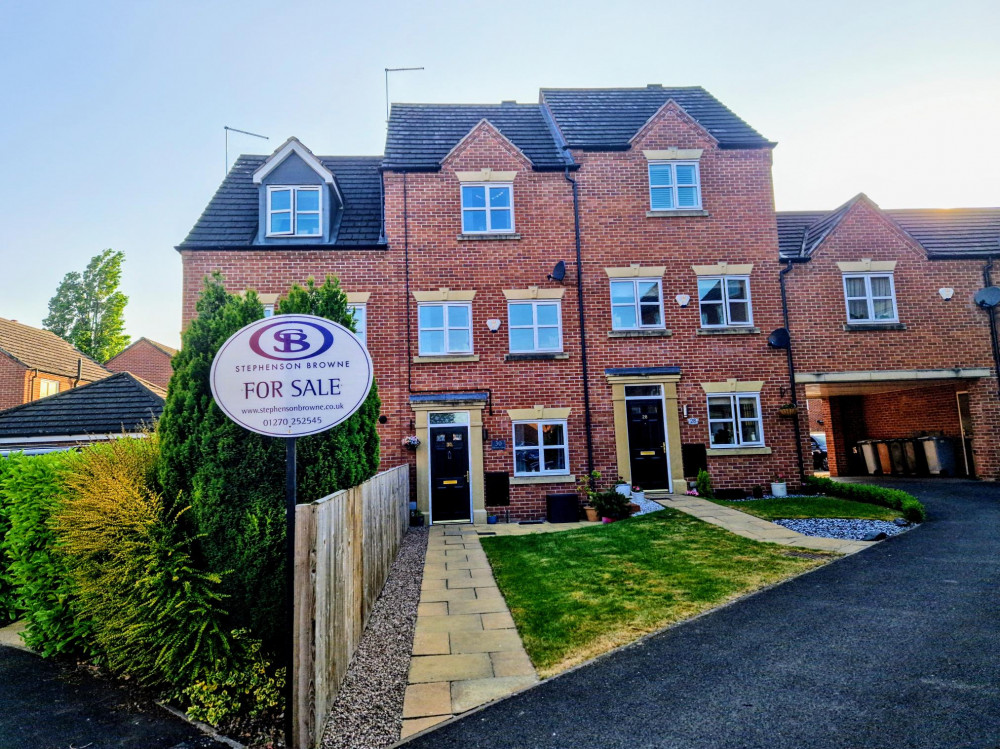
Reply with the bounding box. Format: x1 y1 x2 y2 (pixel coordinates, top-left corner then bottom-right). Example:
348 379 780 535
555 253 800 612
210 313 373 437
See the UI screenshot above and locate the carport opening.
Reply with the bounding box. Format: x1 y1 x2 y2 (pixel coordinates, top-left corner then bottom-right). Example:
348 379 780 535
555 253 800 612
806 382 974 479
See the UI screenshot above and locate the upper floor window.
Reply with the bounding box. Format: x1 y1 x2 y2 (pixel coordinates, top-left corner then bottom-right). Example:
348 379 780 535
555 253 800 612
418 303 472 355
267 186 321 237
698 276 752 327
348 303 367 347
508 301 562 353
262 304 275 318
843 273 897 323
611 279 664 330
707 393 764 448
461 184 513 233
38 379 60 398
648 162 701 210
513 419 569 476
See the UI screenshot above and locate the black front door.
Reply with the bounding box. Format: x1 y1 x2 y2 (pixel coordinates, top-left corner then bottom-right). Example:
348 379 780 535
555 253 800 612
430 425 471 522
627 398 669 490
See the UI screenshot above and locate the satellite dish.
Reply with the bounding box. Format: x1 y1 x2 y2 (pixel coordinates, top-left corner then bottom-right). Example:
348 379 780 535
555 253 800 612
548 260 566 283
974 286 1000 309
768 328 791 349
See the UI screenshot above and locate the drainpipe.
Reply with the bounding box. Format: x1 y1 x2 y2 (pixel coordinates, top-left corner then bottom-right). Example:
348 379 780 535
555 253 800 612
983 258 1000 398
28 368 38 401
779 260 806 483
403 172 412 394
564 166 595 478
74 358 82 388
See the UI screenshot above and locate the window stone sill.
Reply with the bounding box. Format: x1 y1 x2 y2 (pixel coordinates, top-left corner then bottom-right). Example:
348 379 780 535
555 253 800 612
705 447 772 457
696 327 760 336
457 233 521 241
510 474 576 485
608 329 673 338
843 323 906 331
646 209 709 218
412 354 480 363
504 353 570 361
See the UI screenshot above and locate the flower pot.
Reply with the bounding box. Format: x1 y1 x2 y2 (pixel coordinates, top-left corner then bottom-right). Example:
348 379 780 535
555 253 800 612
584 506 600 522
631 491 645 502
487 515 498 525
602 517 615 524
615 483 631 497
770 482 788 497
777 406 798 418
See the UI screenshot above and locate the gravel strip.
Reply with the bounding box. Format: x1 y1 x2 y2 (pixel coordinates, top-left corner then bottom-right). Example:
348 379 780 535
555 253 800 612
630 495 666 516
320 527 428 749
773 518 909 540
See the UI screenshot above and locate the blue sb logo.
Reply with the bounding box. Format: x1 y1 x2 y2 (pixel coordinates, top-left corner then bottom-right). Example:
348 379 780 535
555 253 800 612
249 320 335 360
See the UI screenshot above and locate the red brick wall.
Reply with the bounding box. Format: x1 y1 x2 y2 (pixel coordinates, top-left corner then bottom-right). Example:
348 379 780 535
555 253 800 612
0 356 28 411
862 384 962 439
105 340 175 390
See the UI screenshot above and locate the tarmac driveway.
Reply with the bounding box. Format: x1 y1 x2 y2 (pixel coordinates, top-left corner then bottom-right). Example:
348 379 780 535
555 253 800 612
401 479 1000 749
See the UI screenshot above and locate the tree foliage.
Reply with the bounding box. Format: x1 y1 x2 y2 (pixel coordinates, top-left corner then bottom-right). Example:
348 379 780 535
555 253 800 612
156 274 381 643
44 248 130 362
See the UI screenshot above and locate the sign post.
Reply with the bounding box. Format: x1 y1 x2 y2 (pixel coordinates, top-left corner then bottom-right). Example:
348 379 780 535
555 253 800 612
210 313 373 748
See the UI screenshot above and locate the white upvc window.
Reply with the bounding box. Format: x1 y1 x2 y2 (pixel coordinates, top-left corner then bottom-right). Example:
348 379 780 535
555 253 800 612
648 161 701 210
418 303 473 355
698 276 753 327
262 304 275 318
508 301 562 353
348 303 367 347
513 419 569 476
461 183 513 233
707 393 764 448
38 379 60 398
266 185 322 237
843 273 898 323
610 278 664 330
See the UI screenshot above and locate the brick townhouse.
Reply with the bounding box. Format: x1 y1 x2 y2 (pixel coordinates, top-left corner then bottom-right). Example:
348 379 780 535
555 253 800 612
178 85 1000 523
0 317 110 411
104 337 177 390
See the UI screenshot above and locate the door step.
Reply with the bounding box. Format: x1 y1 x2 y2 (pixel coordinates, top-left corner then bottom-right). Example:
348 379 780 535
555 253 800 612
643 490 671 500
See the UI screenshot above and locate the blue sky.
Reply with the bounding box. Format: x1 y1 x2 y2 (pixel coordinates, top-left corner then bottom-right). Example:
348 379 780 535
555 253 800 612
1 0 997 349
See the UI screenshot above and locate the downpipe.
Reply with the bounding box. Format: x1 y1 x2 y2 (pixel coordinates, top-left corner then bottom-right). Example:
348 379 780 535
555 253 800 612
779 261 806 484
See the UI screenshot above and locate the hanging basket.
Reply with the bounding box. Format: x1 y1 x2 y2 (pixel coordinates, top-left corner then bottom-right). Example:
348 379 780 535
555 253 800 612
777 405 799 418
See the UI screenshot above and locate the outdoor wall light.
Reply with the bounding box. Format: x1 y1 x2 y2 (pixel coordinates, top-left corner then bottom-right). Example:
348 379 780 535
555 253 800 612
486 318 502 332
939 287 955 301
676 294 691 307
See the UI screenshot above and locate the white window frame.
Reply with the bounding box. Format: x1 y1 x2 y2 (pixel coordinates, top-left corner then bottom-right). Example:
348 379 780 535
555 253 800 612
418 302 473 355
266 185 322 237
38 379 60 398
648 161 702 211
610 278 665 330
512 419 570 477
347 303 367 347
507 301 563 353
262 304 275 318
707 393 765 448
842 273 898 323
697 275 753 328
460 183 514 234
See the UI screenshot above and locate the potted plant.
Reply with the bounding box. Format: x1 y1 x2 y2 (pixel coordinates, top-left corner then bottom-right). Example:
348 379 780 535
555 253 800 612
631 484 644 502
578 470 602 522
409 509 425 527
615 477 631 497
591 487 630 523
402 435 421 451
770 473 788 497
777 402 798 418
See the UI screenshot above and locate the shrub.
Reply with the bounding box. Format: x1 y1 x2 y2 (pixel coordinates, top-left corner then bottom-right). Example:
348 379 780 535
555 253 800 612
1 451 93 658
695 469 714 499
591 488 630 520
157 274 381 644
804 475 926 522
54 436 234 688
0 457 19 624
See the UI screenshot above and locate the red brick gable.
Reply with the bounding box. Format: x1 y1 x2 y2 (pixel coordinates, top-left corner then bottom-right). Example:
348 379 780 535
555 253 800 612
104 338 176 390
440 120 534 172
629 99 719 151
808 196 928 262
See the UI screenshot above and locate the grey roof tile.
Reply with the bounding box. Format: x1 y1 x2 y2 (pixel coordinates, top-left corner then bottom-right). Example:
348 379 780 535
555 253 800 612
541 85 773 150
0 372 164 438
383 103 569 171
179 156 384 249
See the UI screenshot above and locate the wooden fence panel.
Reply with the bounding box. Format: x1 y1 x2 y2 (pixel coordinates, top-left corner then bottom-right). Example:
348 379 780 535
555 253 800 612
293 465 410 749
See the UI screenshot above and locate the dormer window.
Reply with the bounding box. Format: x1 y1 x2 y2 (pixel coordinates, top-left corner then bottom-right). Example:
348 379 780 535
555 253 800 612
461 184 513 233
267 186 322 237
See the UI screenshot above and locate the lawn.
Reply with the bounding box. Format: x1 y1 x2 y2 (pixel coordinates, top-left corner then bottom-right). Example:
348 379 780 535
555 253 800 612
708 495 902 521
479 509 834 677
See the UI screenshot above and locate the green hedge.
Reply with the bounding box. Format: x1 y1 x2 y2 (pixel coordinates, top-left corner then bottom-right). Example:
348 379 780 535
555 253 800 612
0 457 19 624
804 475 926 522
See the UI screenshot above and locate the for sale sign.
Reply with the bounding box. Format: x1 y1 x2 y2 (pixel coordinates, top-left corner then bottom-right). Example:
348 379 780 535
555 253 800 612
210 314 373 437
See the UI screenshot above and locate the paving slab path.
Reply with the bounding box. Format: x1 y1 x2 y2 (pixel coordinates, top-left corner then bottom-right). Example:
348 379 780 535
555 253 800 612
399 479 1000 749
399 525 538 740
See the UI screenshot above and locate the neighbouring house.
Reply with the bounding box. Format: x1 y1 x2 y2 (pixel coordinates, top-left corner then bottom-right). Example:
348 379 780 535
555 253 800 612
0 372 166 455
177 84 1000 523
104 337 177 390
0 317 111 411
